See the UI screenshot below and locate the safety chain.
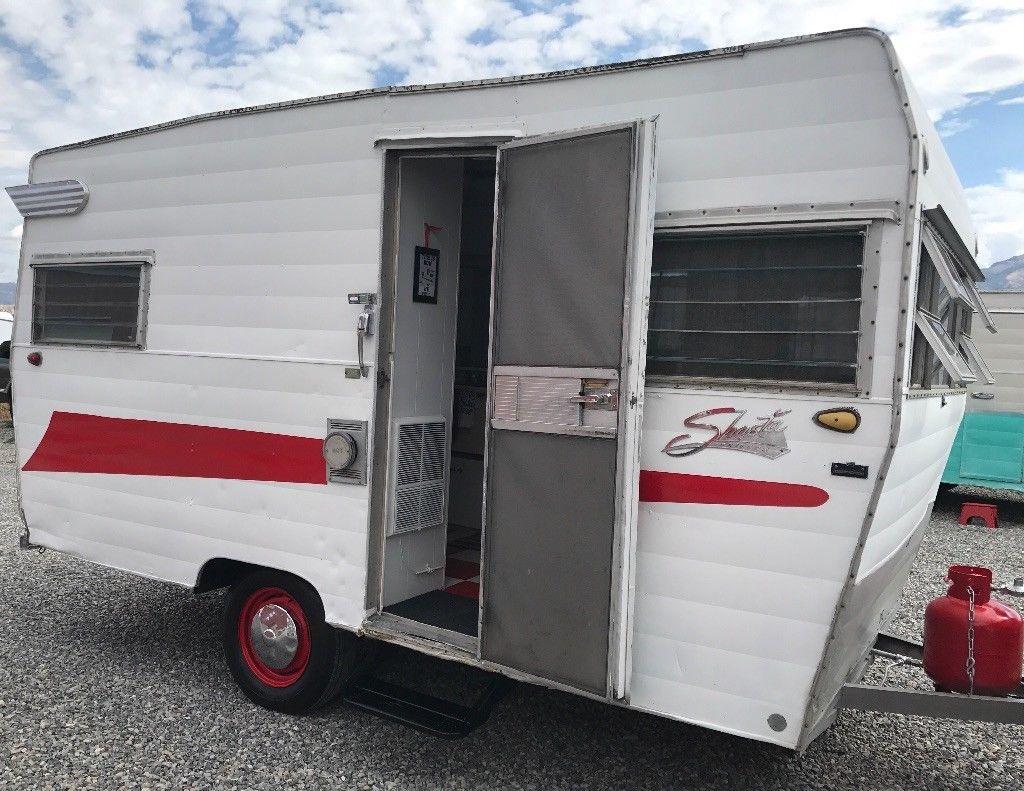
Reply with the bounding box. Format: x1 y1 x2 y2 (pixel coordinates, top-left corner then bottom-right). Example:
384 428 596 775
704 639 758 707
966 585 976 696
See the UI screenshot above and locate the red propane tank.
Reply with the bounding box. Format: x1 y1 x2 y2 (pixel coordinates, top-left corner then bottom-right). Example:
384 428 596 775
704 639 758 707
922 565 1024 696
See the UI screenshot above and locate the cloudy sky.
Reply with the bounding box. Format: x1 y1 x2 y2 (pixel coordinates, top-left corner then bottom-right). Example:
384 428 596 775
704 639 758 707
2 1 1023 280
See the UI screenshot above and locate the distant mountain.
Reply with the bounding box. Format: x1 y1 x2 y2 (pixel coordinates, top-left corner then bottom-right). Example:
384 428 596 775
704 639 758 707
982 254 1024 291
0 282 14 305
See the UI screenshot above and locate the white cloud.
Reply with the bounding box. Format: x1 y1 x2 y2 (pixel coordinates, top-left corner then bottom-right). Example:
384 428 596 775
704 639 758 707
937 116 976 137
0 1 1023 280
966 170 1024 265
9 224 22 239
999 94 1024 105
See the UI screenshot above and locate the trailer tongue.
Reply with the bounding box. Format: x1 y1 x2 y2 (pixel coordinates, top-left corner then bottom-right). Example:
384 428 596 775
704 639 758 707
840 569 1024 728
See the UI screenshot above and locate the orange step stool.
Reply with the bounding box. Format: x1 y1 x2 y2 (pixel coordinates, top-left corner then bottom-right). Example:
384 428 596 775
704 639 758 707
959 502 998 529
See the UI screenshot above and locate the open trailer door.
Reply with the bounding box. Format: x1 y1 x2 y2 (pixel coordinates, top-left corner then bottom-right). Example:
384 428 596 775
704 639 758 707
480 120 657 697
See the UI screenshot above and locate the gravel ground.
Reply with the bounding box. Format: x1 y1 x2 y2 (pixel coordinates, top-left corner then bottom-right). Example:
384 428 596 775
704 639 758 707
1 421 1023 790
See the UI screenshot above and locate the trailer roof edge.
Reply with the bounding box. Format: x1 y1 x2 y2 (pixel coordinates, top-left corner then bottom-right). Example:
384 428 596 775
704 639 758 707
29 27 890 163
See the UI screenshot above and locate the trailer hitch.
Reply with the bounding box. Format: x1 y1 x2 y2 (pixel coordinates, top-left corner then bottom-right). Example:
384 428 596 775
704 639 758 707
839 631 1024 725
995 578 1024 597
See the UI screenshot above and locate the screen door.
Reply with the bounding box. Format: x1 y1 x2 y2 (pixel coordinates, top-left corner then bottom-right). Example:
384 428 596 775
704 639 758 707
480 120 657 697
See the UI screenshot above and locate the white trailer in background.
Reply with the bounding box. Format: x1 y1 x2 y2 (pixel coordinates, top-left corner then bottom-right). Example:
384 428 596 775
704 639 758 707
969 292 1024 414
7 28 1016 750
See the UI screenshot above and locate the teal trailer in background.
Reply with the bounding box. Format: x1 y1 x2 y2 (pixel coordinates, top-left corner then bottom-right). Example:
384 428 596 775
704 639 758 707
943 292 1024 492
944 411 1024 493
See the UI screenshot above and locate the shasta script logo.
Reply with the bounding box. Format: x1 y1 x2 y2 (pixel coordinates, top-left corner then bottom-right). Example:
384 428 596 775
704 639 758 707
662 407 792 460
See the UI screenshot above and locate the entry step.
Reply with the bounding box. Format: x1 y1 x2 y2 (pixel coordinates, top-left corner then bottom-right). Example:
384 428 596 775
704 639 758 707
341 673 511 738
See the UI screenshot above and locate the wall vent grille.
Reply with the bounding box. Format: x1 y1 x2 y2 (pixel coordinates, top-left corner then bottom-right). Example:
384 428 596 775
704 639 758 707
389 418 447 535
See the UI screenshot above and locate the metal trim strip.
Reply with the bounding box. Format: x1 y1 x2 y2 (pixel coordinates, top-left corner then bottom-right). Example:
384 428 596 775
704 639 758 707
655 201 899 228
489 418 616 438
796 35 921 748
365 612 478 654
491 365 618 380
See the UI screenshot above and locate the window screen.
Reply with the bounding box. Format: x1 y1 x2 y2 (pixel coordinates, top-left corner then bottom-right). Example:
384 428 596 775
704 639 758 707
646 231 864 385
32 263 146 346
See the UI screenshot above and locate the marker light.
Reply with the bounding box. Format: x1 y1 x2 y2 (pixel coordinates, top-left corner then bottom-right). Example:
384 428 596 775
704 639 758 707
813 408 860 433
323 431 358 470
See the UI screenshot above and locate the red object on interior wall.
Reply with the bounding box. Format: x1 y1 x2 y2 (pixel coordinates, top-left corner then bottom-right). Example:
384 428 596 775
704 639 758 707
922 565 1024 696
423 223 443 247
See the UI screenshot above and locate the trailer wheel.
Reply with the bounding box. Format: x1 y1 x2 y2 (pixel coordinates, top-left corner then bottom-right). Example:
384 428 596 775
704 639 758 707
224 569 356 714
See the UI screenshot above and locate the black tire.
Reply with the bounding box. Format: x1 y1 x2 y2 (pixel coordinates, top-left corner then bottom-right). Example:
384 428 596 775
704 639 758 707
223 568 357 714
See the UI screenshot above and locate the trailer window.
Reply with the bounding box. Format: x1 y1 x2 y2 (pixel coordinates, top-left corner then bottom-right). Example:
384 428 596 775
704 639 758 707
31 261 148 347
646 230 864 385
910 225 987 388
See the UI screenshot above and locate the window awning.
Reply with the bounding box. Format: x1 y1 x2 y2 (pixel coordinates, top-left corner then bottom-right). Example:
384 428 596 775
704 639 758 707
922 205 983 281
921 219 997 334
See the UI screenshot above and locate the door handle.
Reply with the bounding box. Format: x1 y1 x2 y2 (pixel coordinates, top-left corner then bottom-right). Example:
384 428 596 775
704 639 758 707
349 293 376 378
568 390 618 408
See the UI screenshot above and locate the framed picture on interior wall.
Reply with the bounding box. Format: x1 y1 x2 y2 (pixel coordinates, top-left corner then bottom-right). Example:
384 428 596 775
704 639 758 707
413 246 440 304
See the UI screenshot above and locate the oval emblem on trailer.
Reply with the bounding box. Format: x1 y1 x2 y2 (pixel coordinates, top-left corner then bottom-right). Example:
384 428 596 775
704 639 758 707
813 408 860 433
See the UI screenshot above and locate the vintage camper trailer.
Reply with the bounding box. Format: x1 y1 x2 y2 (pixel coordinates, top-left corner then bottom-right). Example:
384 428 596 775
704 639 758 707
7 28 1017 750
943 291 1024 493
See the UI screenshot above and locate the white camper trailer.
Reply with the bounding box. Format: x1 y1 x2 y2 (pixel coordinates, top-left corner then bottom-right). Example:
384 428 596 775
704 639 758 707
7 28 1014 750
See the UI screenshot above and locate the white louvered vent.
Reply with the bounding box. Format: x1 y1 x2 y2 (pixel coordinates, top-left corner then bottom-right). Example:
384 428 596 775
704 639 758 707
389 418 447 535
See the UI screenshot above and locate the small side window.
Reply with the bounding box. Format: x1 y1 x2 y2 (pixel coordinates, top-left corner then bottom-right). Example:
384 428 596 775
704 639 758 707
910 223 991 388
31 258 149 347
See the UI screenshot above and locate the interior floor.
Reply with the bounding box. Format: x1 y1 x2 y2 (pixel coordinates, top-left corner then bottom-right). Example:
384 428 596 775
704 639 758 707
384 589 480 637
443 526 481 601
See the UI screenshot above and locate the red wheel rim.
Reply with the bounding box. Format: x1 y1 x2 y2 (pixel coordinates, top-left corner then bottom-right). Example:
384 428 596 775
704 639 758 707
238 587 311 688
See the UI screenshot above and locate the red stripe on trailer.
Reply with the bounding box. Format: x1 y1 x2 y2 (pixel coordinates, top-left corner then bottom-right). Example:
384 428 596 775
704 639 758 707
23 412 829 508
22 411 326 484
639 470 828 507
